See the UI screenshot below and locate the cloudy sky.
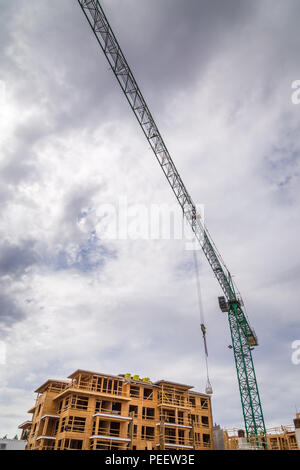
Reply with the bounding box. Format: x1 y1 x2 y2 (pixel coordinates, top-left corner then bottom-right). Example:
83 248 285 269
0 0 300 438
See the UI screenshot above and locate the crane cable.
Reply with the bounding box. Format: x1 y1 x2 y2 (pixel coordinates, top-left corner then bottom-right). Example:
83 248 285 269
192 242 213 395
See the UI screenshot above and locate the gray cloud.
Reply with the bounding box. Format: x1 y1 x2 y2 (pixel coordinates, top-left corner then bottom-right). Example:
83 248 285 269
0 292 25 332
0 240 38 277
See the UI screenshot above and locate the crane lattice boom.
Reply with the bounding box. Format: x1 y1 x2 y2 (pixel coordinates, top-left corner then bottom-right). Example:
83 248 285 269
77 0 266 441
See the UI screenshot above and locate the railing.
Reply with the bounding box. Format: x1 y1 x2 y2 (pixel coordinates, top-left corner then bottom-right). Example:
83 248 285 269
97 428 125 439
47 383 69 394
90 439 128 450
66 424 86 433
95 407 122 416
189 400 209 410
158 395 189 408
58 404 123 415
142 414 155 421
143 393 154 401
160 416 191 427
201 441 212 449
66 381 124 396
160 415 209 428
60 418 86 433
37 434 56 439
163 435 193 447
141 434 155 441
158 394 208 410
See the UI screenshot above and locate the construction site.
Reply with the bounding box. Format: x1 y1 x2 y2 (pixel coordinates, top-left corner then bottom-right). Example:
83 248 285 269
1 0 299 453
18 369 299 451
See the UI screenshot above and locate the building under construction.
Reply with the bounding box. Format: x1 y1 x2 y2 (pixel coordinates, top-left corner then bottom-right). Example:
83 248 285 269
212 414 300 450
19 369 213 450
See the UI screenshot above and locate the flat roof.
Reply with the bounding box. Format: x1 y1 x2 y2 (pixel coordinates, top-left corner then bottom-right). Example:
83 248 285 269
154 380 193 390
52 387 131 402
34 379 71 394
18 420 32 429
68 369 125 381
189 390 211 398
126 380 159 388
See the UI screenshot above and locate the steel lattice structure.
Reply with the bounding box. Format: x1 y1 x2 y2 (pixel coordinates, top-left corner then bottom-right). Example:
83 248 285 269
77 0 267 442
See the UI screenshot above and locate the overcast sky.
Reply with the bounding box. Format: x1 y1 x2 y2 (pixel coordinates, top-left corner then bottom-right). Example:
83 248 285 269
0 0 300 438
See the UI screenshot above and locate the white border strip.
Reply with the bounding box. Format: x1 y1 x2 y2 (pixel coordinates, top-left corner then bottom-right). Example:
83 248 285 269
156 443 193 449
93 413 132 420
90 435 131 442
41 415 60 420
156 422 192 429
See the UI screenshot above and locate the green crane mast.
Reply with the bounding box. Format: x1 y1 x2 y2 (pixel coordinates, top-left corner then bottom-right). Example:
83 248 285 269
77 0 267 443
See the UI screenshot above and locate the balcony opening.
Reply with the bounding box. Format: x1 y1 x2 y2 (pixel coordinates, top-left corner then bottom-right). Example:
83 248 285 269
110 421 121 436
71 395 89 410
190 414 199 425
161 408 175 424
63 416 86 433
101 400 112 413
178 429 185 445
63 439 83 450
142 407 155 420
130 385 140 398
141 426 155 440
91 375 123 395
129 405 138 417
95 400 101 413
201 398 208 409
201 416 209 427
111 402 122 415
189 397 196 407
70 439 83 450
103 378 112 394
99 420 120 437
165 428 176 442
143 388 153 400
64 396 70 410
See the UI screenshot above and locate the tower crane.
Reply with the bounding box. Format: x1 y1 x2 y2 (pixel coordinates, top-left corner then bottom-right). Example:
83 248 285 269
77 0 267 443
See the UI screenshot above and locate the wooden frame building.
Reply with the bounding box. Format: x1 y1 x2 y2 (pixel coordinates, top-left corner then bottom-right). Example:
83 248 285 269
19 369 213 450
224 425 299 450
